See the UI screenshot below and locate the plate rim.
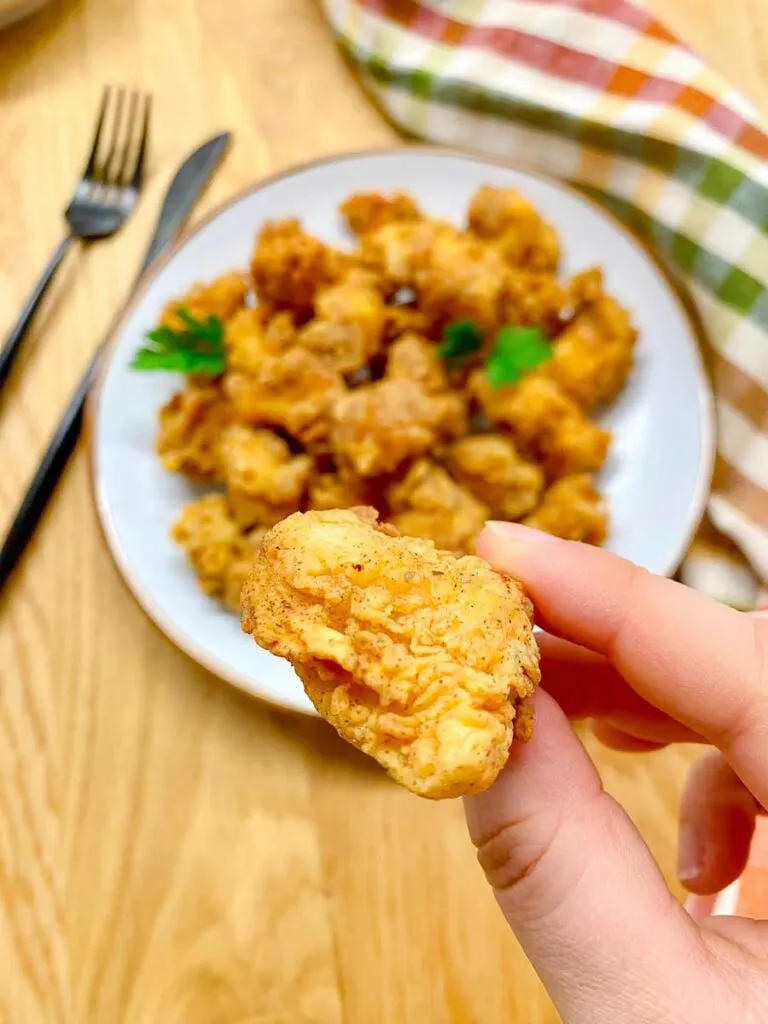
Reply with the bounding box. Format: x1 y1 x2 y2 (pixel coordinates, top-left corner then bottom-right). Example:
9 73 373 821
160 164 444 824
86 143 717 712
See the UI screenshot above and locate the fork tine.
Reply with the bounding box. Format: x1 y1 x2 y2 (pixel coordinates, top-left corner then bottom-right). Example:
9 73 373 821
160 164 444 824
101 86 126 186
82 85 111 180
115 90 140 186
129 93 151 190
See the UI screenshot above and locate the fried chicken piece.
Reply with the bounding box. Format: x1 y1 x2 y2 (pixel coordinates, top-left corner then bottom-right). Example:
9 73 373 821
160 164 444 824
499 270 566 333
341 191 422 235
471 371 610 478
359 219 455 292
388 460 489 554
331 378 466 476
157 382 230 481
382 303 433 343
225 346 344 444
172 493 265 611
308 469 377 512
448 434 544 520
224 308 295 373
241 508 540 799
296 270 386 375
250 219 347 315
414 230 509 335
546 267 637 408
467 185 559 273
218 425 312 529
386 332 448 394
523 473 608 544
160 272 249 331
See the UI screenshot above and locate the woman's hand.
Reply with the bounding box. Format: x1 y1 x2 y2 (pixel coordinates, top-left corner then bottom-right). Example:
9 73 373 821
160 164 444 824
464 522 768 1024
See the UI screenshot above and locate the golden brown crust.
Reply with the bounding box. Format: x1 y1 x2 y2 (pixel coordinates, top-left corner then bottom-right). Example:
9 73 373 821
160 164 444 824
241 509 540 799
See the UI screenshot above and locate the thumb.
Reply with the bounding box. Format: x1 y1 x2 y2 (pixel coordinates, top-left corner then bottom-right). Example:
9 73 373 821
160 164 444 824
464 692 710 1024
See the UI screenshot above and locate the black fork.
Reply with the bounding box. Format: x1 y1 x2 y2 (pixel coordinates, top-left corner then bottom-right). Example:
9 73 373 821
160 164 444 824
0 86 151 392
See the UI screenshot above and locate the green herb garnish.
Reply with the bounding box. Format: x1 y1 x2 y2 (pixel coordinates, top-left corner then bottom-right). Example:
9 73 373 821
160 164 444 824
130 309 226 374
486 326 553 388
438 319 483 362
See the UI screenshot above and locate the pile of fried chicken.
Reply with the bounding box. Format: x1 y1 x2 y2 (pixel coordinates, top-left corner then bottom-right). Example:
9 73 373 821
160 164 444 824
156 186 637 612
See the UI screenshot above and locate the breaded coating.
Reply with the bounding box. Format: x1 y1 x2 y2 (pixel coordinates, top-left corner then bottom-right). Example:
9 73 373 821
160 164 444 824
172 494 264 611
388 460 489 554
386 332 448 394
157 382 230 481
331 378 466 476
546 267 637 408
225 346 344 444
414 230 509 335
499 270 566 333
224 308 295 374
382 303 433 343
250 219 346 315
218 425 312 529
296 270 386 375
449 434 544 520
241 509 540 799
524 473 608 544
160 272 249 331
308 469 377 511
359 219 455 291
341 191 422 235
467 185 559 273
471 371 610 478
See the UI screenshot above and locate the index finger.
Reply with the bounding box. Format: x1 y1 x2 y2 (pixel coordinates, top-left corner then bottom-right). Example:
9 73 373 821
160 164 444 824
478 523 768 803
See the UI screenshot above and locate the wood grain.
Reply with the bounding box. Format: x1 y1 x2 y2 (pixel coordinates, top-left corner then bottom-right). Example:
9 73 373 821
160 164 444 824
0 1 765 1021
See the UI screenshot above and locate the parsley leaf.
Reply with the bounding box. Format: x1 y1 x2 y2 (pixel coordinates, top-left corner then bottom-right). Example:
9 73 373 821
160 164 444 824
486 326 553 388
438 319 483 362
130 310 226 374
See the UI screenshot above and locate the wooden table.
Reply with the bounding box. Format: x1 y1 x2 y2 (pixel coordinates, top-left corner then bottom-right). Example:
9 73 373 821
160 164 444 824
1 2 766 1021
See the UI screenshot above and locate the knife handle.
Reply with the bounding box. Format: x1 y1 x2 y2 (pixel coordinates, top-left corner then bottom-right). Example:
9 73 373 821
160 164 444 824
0 353 97 590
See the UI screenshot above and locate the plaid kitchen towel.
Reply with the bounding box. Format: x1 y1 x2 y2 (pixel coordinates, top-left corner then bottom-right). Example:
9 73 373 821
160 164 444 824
322 0 768 608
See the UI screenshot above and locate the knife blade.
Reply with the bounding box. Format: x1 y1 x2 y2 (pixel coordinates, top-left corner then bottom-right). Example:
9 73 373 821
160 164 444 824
0 132 233 590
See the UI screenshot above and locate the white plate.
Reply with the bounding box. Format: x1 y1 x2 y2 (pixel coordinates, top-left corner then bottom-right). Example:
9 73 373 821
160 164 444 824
89 147 715 715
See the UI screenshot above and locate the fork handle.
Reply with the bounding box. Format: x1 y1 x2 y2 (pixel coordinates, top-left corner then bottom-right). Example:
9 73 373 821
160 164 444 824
0 234 75 392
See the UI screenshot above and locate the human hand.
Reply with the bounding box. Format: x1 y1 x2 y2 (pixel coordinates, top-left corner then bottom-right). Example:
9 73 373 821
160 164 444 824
464 522 768 1024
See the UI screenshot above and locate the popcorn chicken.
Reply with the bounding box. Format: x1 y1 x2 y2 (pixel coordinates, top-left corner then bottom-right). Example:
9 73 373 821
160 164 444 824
524 473 608 544
382 303 433 343
308 469 377 511
546 267 637 408
340 190 422 235
468 185 559 273
448 434 544 520
331 378 466 476
218 425 312 529
296 270 386 374
172 493 264 611
225 346 344 444
359 219 455 291
471 371 610 478
157 382 230 481
250 219 347 315
414 230 509 335
499 270 566 333
224 308 295 374
241 508 540 799
388 460 489 554
386 332 448 394
160 271 249 331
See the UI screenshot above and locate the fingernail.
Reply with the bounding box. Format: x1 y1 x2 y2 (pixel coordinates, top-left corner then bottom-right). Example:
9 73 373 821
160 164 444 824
483 522 559 544
677 825 705 883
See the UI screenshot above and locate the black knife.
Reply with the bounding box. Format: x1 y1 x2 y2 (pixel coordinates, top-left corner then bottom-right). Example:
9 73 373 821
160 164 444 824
0 132 232 591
